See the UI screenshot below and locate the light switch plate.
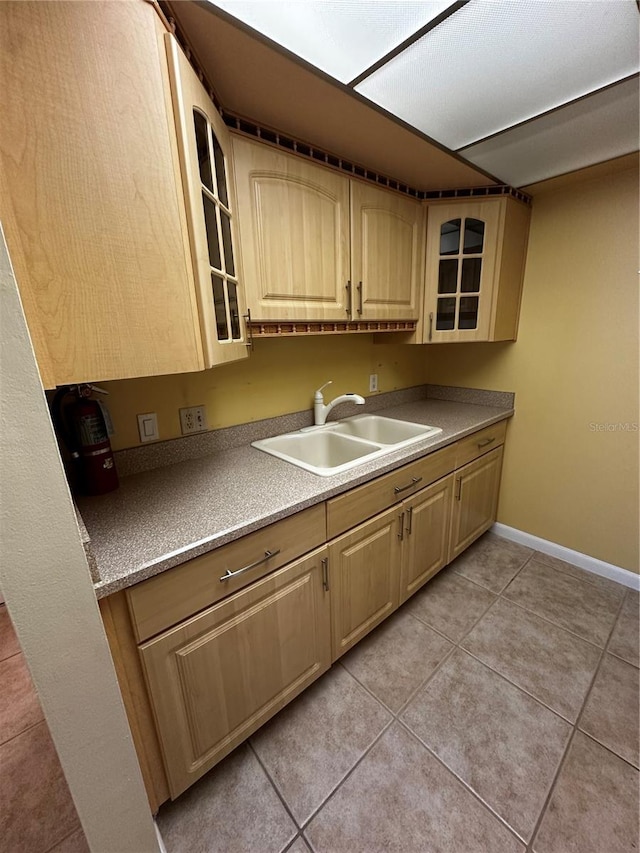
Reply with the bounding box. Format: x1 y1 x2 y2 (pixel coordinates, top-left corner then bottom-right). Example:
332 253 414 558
137 412 159 443
179 405 207 435
369 374 378 393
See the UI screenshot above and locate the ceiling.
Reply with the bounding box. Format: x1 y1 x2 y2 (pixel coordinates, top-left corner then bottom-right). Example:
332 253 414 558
166 0 639 189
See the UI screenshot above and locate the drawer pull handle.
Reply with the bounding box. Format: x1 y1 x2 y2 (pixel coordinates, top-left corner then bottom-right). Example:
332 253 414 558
477 437 496 449
394 476 422 495
219 549 281 582
321 557 329 592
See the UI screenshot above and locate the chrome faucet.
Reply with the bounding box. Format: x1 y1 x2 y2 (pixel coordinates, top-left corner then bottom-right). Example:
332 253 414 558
313 380 365 426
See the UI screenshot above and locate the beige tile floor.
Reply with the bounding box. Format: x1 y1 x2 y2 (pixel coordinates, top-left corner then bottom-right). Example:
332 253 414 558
157 533 640 853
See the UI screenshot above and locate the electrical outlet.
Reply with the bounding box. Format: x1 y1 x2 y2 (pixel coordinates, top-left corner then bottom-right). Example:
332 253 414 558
179 405 207 435
369 373 378 393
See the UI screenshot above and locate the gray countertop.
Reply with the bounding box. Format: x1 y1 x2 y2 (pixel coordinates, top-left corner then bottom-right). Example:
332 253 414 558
79 395 513 598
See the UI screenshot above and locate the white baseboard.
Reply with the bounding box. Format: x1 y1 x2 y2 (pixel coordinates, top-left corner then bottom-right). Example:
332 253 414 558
154 820 168 853
491 523 640 591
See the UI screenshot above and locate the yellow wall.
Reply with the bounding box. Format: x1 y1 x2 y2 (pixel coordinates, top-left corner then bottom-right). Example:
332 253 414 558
102 159 638 573
426 162 639 573
102 335 428 451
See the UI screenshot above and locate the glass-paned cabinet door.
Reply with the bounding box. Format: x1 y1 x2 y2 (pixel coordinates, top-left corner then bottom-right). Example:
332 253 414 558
425 202 500 342
165 35 248 367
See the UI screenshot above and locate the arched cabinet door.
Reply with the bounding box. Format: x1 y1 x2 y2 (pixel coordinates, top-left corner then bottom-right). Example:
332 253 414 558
423 197 531 344
350 182 424 321
231 136 351 322
165 35 249 367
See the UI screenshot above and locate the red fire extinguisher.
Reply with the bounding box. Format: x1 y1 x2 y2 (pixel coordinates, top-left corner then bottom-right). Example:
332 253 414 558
51 384 119 496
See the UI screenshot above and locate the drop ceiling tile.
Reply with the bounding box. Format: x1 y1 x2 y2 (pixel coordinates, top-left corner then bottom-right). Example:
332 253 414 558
208 0 454 83
356 0 639 150
459 76 639 187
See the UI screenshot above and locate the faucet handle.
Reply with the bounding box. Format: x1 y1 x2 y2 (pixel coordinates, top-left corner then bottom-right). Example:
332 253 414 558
315 380 333 400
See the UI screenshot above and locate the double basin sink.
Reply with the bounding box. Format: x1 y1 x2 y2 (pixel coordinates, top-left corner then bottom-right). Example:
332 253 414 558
252 415 442 476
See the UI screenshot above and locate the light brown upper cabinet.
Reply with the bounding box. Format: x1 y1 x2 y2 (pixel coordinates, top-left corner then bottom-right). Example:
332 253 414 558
164 36 249 367
232 136 423 323
350 182 423 320
423 197 530 343
232 135 351 321
0 1 208 388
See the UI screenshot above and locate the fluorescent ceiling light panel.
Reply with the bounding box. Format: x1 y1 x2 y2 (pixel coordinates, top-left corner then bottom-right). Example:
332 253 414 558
356 0 640 150
208 0 454 83
459 77 640 187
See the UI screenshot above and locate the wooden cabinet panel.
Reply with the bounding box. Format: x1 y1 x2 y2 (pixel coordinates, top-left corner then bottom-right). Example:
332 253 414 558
127 503 326 643
423 197 530 344
140 547 331 798
326 443 456 538
400 475 454 603
0 1 204 387
350 182 424 320
232 136 351 321
165 35 248 367
449 446 504 561
328 506 402 660
454 420 507 469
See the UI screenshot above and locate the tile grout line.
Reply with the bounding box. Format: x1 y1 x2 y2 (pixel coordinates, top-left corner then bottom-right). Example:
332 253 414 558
395 717 528 847
450 546 533 595
526 588 630 852
41 824 84 853
491 594 607 650
528 552 628 595
0 716 46 751
246 740 302 840
298 715 397 834
341 636 458 722
457 643 576 725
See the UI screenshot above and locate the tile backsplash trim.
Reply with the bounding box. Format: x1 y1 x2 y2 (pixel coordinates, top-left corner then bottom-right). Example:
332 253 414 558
114 385 514 478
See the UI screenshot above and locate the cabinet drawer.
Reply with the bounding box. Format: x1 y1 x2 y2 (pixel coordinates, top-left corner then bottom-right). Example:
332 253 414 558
454 421 507 469
326 444 456 539
127 503 326 642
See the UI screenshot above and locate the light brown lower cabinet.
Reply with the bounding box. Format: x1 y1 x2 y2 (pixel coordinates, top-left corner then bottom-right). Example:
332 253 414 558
449 446 504 561
139 546 331 798
329 473 455 659
101 424 508 809
399 474 454 604
328 506 403 660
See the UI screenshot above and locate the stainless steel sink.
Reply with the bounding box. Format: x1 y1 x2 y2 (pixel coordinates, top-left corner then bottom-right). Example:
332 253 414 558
252 415 442 476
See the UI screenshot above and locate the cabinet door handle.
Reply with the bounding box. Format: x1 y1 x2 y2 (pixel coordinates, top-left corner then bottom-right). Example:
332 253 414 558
406 506 413 535
477 436 496 448
346 280 352 318
243 307 254 352
455 477 462 501
394 476 422 495
219 549 281 582
428 312 433 342
357 281 363 316
321 557 329 591
397 512 405 541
